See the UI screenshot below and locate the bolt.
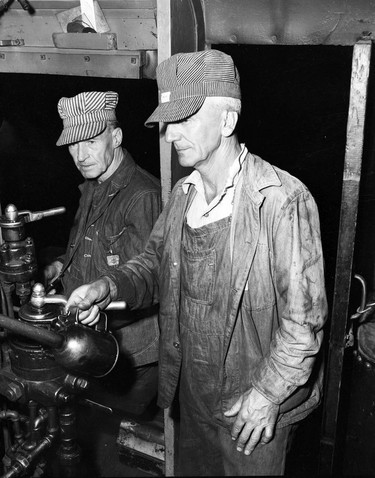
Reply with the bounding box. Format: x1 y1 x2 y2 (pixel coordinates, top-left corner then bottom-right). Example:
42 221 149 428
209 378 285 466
24 253 33 263
5 383 23 401
57 391 71 404
76 378 89 390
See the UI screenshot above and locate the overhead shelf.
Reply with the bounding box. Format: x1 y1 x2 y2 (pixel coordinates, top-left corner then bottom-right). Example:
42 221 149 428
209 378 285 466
0 46 157 78
0 0 157 77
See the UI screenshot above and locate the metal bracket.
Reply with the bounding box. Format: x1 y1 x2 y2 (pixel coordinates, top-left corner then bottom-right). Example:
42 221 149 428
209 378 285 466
0 39 24 47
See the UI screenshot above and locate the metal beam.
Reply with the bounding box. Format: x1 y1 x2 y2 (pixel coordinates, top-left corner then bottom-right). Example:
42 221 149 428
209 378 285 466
318 39 372 476
202 0 375 46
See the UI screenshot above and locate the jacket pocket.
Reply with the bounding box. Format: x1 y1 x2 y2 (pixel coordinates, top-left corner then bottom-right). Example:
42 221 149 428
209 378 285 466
96 226 133 268
98 226 127 253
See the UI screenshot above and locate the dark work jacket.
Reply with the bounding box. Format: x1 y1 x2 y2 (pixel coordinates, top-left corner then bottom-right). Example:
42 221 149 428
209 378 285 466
106 152 327 428
61 149 161 367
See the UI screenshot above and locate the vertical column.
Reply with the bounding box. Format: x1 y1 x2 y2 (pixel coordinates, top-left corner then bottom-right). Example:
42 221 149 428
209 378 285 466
319 39 372 475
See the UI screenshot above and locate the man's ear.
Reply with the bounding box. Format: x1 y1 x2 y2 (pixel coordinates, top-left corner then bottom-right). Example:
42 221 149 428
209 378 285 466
112 127 123 148
222 110 238 137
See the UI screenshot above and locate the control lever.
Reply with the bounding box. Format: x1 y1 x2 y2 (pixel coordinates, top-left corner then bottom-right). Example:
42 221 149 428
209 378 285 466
18 207 66 223
78 398 113 414
30 283 127 313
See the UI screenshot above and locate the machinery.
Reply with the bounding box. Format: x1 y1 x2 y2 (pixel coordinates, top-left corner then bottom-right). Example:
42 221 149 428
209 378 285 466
0 203 122 477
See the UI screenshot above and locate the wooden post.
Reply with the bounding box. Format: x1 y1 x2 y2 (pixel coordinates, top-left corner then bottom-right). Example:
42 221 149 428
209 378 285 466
318 39 372 475
156 1 206 474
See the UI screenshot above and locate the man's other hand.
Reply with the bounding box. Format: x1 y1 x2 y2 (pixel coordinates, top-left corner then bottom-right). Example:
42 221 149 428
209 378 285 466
66 277 113 326
224 387 279 456
43 260 63 290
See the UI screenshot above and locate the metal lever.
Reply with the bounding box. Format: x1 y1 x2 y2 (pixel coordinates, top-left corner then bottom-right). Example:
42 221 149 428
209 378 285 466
346 274 375 348
78 398 113 414
30 283 126 312
350 274 375 321
19 207 66 223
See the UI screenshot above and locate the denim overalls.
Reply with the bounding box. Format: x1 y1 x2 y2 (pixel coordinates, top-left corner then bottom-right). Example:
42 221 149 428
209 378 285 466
179 214 231 474
177 214 292 476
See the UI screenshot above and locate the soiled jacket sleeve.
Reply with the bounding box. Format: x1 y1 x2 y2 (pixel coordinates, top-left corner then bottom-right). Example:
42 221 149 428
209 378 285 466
251 189 328 404
119 188 162 262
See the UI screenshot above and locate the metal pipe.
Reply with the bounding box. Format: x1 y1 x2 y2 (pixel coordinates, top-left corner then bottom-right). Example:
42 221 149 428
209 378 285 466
46 406 59 436
0 282 8 316
0 313 63 348
0 410 23 442
1 283 15 319
30 410 48 446
2 432 57 478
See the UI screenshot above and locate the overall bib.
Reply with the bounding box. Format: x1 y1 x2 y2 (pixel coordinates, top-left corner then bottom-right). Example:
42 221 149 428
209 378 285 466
179 215 231 475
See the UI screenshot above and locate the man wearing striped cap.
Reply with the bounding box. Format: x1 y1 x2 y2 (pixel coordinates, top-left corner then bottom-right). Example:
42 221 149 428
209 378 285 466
66 51 327 475
44 90 161 417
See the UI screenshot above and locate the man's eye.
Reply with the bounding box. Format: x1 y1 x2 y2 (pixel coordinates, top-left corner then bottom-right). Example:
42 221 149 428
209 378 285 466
175 117 189 125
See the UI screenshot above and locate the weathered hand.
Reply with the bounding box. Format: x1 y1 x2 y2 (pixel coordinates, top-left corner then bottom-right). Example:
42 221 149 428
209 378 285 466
43 260 63 286
66 277 112 326
224 387 279 456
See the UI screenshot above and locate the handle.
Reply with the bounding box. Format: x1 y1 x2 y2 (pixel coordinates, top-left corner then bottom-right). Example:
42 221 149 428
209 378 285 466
19 207 66 223
73 310 108 332
30 285 126 312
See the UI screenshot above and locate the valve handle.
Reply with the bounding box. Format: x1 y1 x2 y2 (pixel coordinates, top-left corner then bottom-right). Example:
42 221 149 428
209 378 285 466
19 207 66 223
30 283 126 313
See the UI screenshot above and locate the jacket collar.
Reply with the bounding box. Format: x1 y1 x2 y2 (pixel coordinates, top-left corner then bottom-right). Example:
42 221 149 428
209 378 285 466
79 148 136 197
242 152 282 205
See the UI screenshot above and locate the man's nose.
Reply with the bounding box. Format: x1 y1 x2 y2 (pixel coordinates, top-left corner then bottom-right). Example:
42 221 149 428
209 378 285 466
165 124 180 143
76 142 89 162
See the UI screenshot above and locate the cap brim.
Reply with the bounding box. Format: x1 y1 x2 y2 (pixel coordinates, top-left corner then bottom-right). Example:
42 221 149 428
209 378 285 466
56 121 107 146
145 96 205 127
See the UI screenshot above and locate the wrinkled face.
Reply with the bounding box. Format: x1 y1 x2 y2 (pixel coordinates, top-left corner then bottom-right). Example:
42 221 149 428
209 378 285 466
68 126 117 183
164 99 224 170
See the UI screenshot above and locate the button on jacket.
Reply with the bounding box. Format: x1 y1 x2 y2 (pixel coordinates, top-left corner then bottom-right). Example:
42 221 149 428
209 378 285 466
106 152 328 426
61 148 161 367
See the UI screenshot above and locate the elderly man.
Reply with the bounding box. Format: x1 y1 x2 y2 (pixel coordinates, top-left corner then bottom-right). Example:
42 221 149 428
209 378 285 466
66 52 327 475
44 91 161 416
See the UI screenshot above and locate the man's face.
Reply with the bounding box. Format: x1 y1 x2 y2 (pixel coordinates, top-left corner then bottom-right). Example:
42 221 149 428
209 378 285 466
68 127 117 183
164 99 224 171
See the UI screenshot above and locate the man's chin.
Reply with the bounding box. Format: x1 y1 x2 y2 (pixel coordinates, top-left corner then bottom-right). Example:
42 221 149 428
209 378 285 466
80 169 98 179
177 154 194 168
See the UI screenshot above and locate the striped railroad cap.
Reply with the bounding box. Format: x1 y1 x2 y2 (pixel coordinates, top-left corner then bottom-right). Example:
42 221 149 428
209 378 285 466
145 49 241 127
56 91 118 146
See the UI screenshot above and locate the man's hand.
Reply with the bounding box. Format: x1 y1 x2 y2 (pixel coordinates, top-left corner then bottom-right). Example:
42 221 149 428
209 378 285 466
43 260 63 291
66 277 113 326
224 387 280 456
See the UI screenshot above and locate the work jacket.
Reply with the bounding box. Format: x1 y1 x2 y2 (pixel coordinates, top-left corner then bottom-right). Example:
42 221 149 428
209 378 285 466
61 149 161 367
106 152 328 426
